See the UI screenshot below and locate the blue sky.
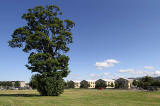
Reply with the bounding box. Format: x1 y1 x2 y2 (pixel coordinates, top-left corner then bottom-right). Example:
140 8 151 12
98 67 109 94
1 0 160 82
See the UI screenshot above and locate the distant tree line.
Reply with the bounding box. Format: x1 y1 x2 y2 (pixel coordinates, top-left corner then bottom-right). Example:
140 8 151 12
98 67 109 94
64 80 75 89
0 81 20 89
29 77 115 89
132 76 160 91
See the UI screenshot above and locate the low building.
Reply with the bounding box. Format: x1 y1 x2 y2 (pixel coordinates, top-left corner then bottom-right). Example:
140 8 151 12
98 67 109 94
87 80 96 88
11 81 26 88
0 81 26 88
74 81 80 88
19 81 26 88
104 79 115 88
115 78 134 89
127 79 134 88
73 79 115 89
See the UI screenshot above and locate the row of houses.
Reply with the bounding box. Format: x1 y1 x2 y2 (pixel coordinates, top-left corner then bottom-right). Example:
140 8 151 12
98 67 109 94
73 78 134 89
1 78 134 89
17 81 30 88
0 81 29 88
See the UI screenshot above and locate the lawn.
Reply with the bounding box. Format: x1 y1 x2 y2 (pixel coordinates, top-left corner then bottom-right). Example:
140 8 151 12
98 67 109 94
0 89 160 106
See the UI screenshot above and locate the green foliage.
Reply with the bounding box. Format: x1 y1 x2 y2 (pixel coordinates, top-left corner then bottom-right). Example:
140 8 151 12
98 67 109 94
29 75 39 89
6 82 13 88
35 74 64 96
67 80 75 88
132 80 139 86
137 76 160 89
0 81 13 89
151 80 160 86
95 79 107 89
14 81 20 88
8 5 75 96
138 76 153 89
80 80 89 89
115 78 129 89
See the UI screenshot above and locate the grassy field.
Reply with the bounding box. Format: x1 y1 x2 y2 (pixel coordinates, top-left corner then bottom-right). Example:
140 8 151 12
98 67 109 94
0 89 160 106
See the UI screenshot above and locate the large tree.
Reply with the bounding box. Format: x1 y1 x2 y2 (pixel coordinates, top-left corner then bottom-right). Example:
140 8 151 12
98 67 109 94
95 79 107 89
138 76 154 89
115 78 129 89
80 80 89 89
14 81 20 88
9 5 75 96
29 75 39 89
132 80 139 86
67 80 75 88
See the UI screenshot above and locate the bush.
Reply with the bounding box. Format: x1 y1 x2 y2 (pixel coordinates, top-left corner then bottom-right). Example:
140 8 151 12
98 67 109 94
132 80 139 86
151 80 160 87
29 75 38 89
35 74 64 96
14 81 20 88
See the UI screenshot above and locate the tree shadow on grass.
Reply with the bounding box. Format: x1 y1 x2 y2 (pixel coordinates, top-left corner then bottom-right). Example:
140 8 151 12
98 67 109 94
0 94 40 97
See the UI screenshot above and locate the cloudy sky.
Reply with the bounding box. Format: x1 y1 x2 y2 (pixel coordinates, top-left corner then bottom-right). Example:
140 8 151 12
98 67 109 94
1 0 160 82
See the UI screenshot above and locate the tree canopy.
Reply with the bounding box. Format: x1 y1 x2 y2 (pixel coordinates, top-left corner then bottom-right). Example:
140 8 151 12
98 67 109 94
95 79 107 89
9 5 75 96
67 80 75 88
137 76 160 90
132 80 139 86
29 75 39 89
80 80 90 89
14 81 20 88
115 78 129 89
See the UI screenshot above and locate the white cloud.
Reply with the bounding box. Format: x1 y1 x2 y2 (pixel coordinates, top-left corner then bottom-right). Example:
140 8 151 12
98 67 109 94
132 70 155 76
89 72 110 80
66 73 81 81
104 72 109 76
144 66 154 70
118 69 134 73
95 59 119 70
154 71 160 76
133 70 145 75
89 74 100 77
117 68 157 77
89 74 101 80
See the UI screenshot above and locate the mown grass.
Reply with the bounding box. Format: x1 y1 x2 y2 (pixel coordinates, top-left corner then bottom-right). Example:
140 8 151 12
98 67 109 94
0 89 160 106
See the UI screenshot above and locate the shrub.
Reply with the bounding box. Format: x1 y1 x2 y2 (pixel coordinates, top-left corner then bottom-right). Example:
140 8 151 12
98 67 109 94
36 74 64 96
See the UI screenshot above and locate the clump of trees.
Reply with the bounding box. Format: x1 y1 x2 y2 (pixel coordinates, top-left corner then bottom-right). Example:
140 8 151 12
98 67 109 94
80 80 90 88
0 81 12 89
0 81 20 89
132 80 139 86
29 75 38 89
64 80 75 89
133 76 160 90
95 79 107 89
115 78 129 89
9 4 75 96
14 81 20 88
